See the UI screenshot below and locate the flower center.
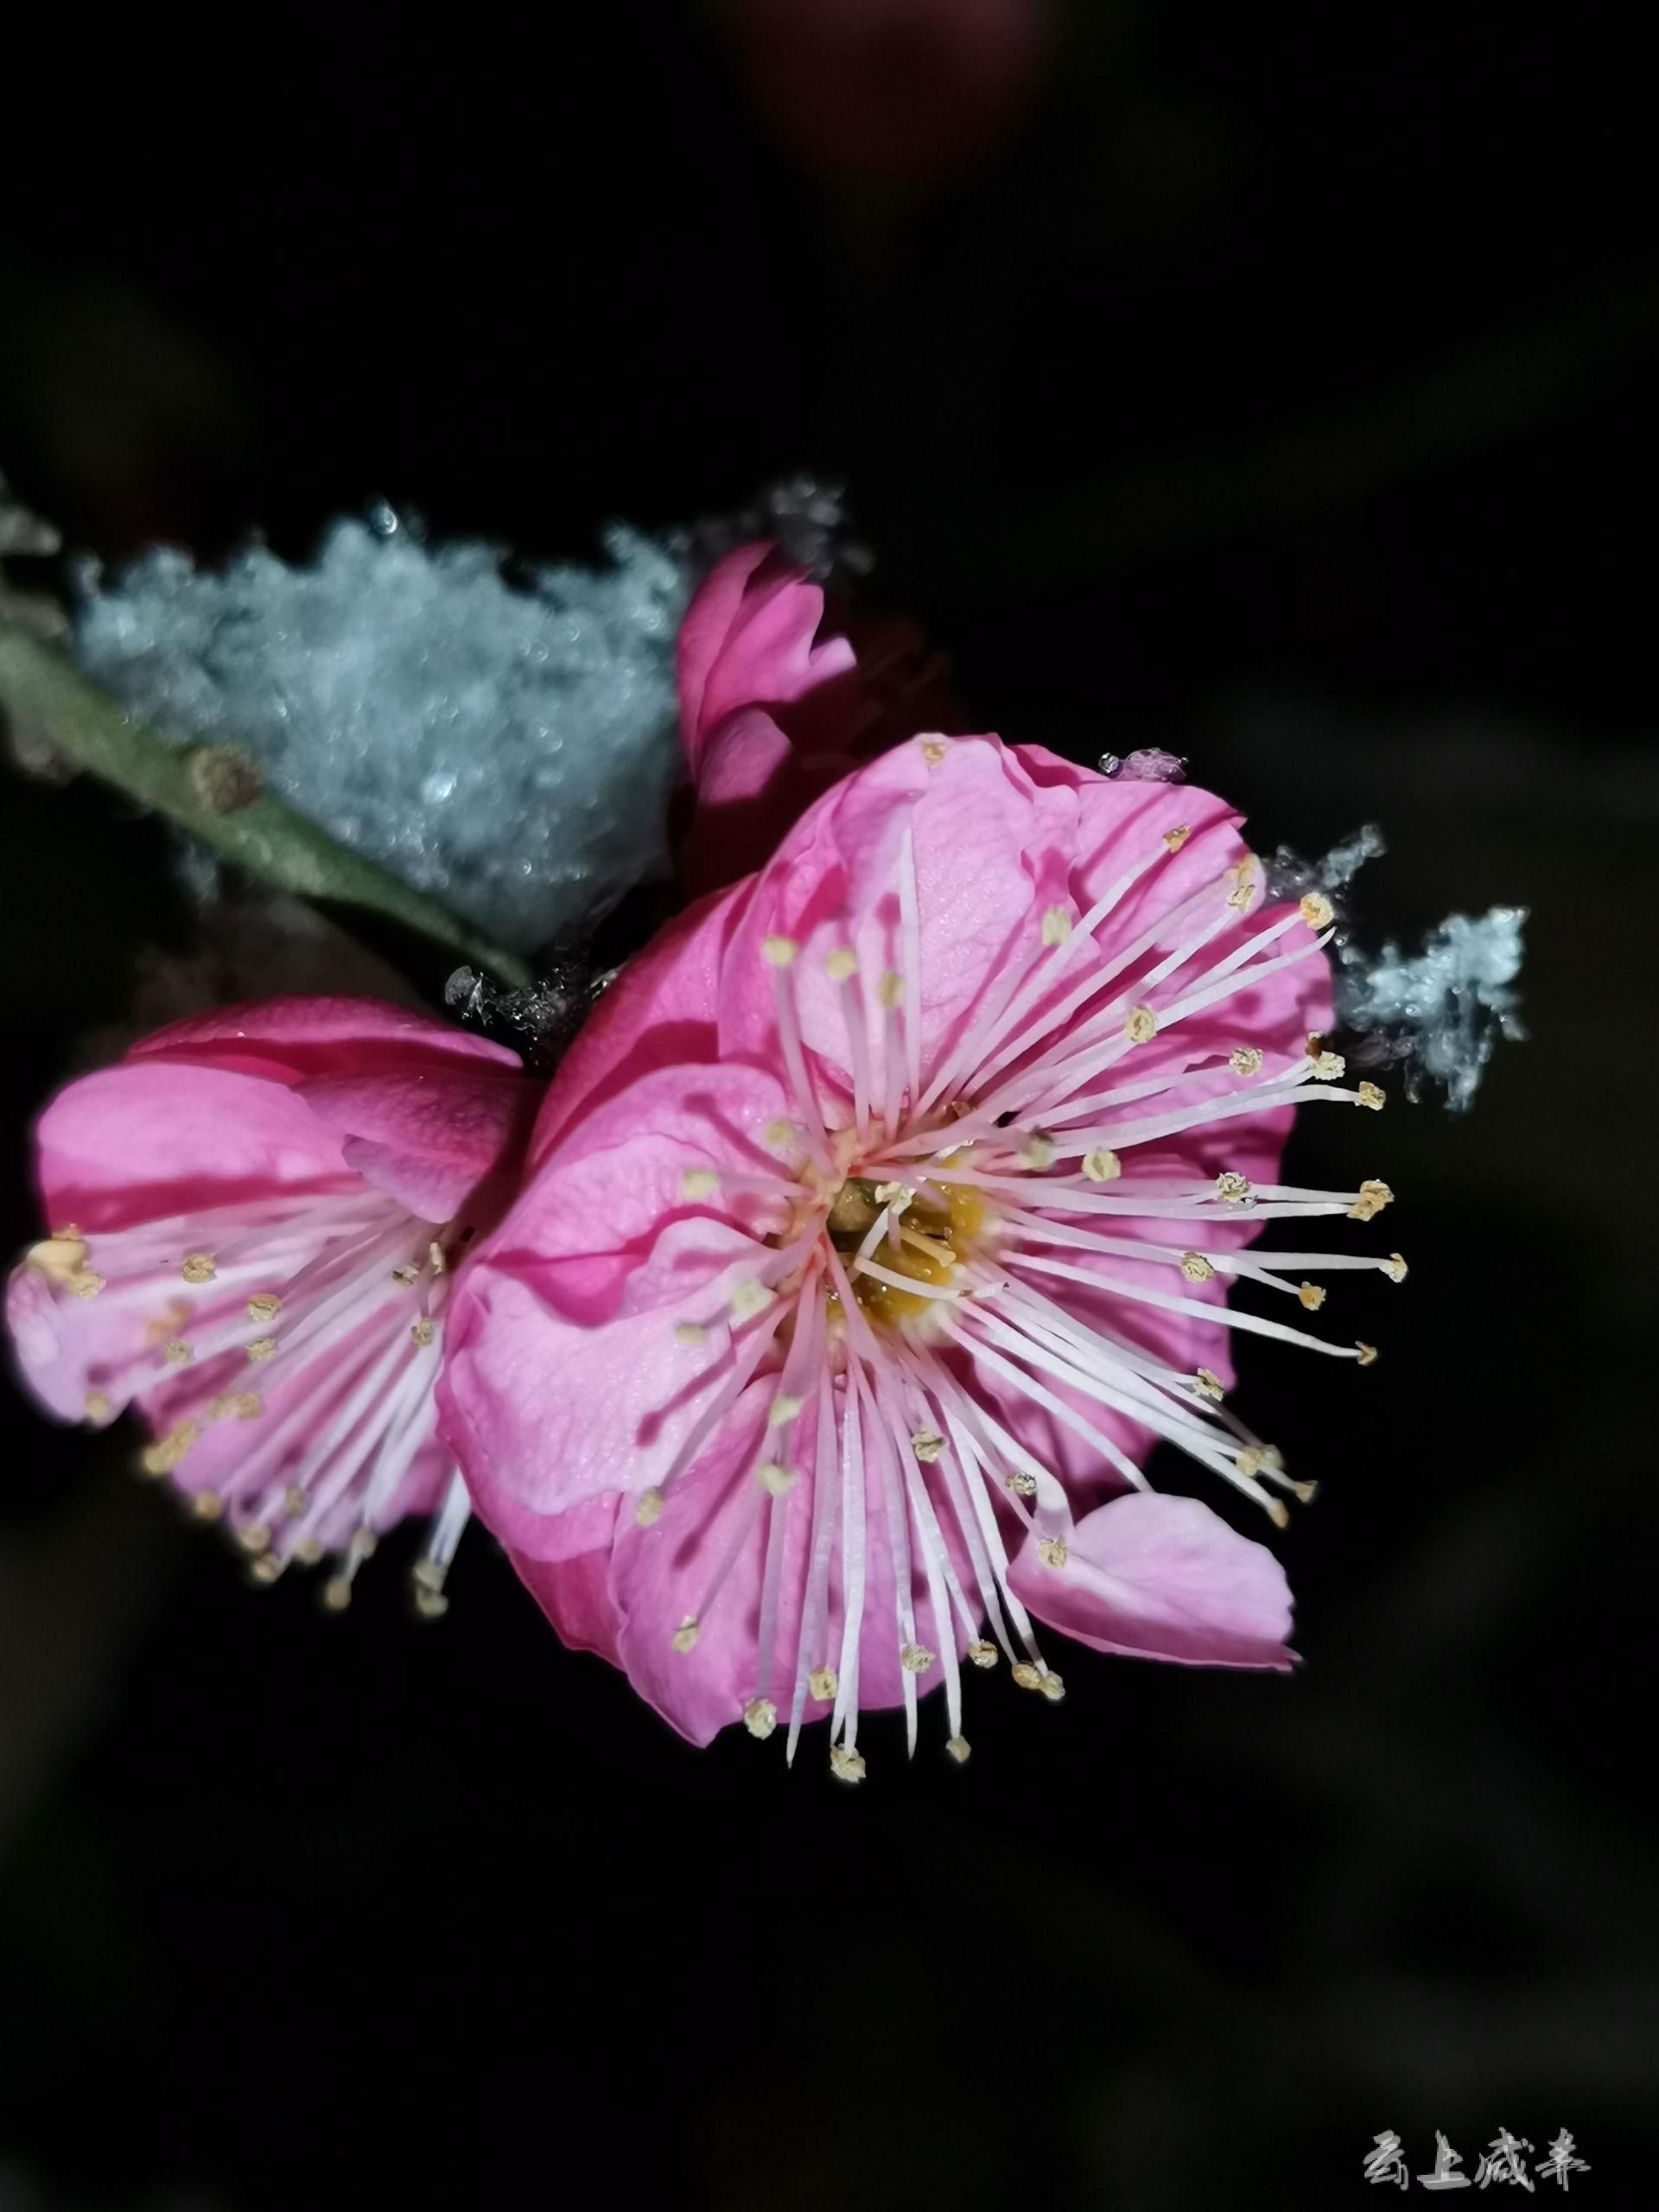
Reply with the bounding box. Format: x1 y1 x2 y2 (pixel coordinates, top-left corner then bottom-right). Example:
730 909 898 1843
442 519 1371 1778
822 1166 988 1328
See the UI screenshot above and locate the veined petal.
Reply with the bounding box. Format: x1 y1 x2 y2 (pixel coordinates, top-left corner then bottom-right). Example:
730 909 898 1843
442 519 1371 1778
1009 1492 1294 1669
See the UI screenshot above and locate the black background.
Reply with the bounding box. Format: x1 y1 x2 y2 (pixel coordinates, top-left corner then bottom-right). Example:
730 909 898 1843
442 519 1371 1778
2 6 1655 2207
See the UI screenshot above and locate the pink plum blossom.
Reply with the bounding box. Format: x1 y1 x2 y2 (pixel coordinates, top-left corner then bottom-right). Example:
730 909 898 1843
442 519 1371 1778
442 734 1401 1775
676 540 955 895
8 996 536 1608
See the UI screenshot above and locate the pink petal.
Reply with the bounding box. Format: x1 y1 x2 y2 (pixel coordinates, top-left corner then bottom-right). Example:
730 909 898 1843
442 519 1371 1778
35 1062 350 1234
676 544 857 771
302 1067 533 1220
682 710 860 896
511 1378 970 1747
528 885 755 1163
1008 1491 1294 1669
442 1061 798 1541
126 994 521 1084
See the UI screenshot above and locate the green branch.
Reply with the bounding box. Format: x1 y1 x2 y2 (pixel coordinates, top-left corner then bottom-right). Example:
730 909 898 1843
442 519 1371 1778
0 624 533 989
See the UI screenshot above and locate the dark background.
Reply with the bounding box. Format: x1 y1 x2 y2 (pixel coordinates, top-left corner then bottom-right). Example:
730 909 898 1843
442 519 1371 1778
2 5 1654 2206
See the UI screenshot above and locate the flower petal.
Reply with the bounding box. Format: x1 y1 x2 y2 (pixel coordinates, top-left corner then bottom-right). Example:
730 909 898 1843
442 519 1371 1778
1009 1491 1294 1669
35 1062 349 1234
126 995 521 1083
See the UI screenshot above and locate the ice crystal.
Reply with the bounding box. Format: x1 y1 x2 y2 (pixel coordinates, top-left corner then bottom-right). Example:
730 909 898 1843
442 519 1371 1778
74 513 692 953
1338 906 1527 1111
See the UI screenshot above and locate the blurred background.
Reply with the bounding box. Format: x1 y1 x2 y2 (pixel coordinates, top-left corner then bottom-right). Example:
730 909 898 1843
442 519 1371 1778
2 4 1654 2205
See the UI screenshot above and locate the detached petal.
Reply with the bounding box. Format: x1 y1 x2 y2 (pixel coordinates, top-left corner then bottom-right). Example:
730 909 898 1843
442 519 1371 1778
1009 1491 1294 1669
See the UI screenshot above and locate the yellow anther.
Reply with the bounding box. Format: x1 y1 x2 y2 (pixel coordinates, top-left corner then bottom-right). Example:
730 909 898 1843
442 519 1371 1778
1195 1368 1224 1401
824 946 858 982
190 1490 224 1522
321 1576 353 1612
756 1460 796 1497
83 1390 111 1422
730 1279 772 1320
760 934 798 968
1124 1005 1157 1045
414 1586 450 1620
1308 1050 1346 1079
348 1528 378 1562
764 1119 796 1150
1162 823 1192 852
1293 1479 1320 1504
1010 1662 1044 1691
283 1486 308 1518
1230 1047 1264 1075
768 1393 804 1427
966 1639 999 1669
1179 1252 1215 1282
181 1253 217 1284
743 1697 778 1738
1355 1341 1379 1367
1036 1535 1069 1569
410 1318 435 1346
246 1293 281 1324
1349 1179 1394 1223
1357 1080 1386 1111
872 1181 912 1210
1082 1148 1121 1183
229 1392 262 1421
1267 1498 1291 1529
634 1487 664 1528
391 1262 422 1287
1384 1253 1408 1283
139 1418 200 1475
1297 1281 1326 1311
1004 1469 1038 1497
1300 891 1334 930
25 1235 89 1283
918 736 950 766
899 1643 935 1675
679 1168 719 1200
412 1558 447 1593
249 1553 285 1586
1040 906 1071 947
293 1536 324 1566
876 970 904 1011
1236 1446 1267 1478
1020 1130 1056 1170
162 1338 194 1367
1039 1670 1066 1703
236 1521 271 1557
1215 1172 1253 1204
809 1666 838 1701
829 1744 867 1783
910 1429 945 1463
67 1268 105 1299
671 1617 701 1655
674 1320 707 1345
944 1736 972 1764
